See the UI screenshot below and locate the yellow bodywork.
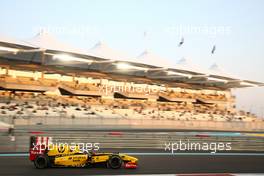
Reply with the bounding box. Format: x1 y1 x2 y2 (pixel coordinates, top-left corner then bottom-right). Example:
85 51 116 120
45 144 138 167
54 154 88 167
47 144 81 156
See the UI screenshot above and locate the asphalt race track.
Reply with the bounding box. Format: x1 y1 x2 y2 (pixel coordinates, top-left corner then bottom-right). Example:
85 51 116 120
1 154 264 175
1 130 264 175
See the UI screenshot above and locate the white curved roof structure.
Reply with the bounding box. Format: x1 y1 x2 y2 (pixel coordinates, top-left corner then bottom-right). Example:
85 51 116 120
209 63 236 78
0 33 34 48
175 58 208 74
136 50 172 68
0 32 263 89
25 31 86 54
207 63 263 87
88 41 133 62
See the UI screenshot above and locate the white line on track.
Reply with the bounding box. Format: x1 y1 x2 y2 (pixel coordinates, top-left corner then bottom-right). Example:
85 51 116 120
1 152 264 157
125 152 264 156
84 174 264 176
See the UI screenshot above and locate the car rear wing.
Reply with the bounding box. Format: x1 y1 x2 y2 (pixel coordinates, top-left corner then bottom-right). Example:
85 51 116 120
29 136 52 161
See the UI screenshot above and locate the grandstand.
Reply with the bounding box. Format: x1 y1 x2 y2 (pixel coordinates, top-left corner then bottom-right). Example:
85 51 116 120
0 32 263 127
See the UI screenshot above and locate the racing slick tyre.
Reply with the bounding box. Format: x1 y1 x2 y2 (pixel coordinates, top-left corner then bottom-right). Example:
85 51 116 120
34 154 50 169
107 155 123 169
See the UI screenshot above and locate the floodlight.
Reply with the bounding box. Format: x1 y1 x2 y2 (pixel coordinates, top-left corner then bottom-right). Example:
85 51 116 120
0 46 19 53
52 54 93 63
116 63 132 69
208 77 228 83
116 62 148 71
166 71 192 78
240 81 258 87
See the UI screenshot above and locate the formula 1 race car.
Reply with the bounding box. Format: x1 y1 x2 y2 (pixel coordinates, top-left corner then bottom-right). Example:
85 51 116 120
29 136 138 169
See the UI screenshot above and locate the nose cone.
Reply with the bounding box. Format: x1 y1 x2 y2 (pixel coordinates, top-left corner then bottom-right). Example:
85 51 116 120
131 156 138 162
123 155 138 169
126 155 138 163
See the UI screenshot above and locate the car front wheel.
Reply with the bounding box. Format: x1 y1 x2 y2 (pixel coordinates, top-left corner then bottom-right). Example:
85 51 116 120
107 155 123 169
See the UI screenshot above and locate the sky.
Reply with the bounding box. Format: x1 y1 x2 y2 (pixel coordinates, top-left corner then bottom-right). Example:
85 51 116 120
0 0 264 117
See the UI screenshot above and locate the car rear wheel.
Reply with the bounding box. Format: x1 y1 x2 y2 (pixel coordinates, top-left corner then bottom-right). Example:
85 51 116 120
34 154 50 169
107 155 123 169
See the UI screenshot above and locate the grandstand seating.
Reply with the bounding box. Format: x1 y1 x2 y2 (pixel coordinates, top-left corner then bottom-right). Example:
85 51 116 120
0 67 260 123
0 90 259 122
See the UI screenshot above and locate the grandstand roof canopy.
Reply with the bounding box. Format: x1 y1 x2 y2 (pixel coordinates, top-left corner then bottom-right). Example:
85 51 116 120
25 31 87 54
0 33 263 89
88 41 134 62
136 50 172 68
0 34 34 49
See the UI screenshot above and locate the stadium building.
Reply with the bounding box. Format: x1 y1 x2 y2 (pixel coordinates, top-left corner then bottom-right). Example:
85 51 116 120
0 31 263 128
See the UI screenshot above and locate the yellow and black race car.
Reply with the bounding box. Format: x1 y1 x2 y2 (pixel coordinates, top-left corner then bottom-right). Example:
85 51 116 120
29 136 138 169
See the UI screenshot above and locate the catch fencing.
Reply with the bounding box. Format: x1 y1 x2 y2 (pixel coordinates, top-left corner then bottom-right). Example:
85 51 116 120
1 115 264 132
